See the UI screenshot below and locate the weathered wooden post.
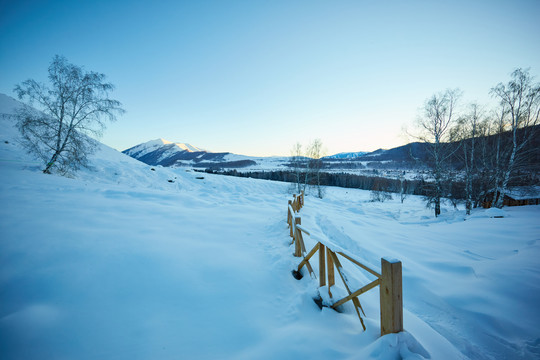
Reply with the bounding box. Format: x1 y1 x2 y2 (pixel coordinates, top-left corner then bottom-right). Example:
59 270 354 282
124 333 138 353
289 200 295 238
294 217 302 257
287 200 292 224
319 243 326 287
380 258 403 336
327 247 335 298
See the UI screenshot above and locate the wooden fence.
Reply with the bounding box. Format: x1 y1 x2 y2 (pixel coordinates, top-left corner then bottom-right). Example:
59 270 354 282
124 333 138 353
286 192 403 336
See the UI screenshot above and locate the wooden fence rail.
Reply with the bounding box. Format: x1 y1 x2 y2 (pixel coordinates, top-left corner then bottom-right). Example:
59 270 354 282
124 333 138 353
286 192 403 336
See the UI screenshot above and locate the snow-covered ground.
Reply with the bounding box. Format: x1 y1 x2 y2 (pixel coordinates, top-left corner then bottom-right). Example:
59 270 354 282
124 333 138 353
1 106 539 359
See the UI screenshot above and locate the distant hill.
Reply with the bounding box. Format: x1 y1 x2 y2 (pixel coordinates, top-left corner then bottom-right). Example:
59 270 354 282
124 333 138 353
123 124 540 174
360 143 430 162
123 138 430 170
323 151 368 160
123 139 257 168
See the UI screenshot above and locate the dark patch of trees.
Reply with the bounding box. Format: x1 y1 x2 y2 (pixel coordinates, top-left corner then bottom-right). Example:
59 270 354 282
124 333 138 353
189 160 257 169
197 162 537 204
198 168 427 196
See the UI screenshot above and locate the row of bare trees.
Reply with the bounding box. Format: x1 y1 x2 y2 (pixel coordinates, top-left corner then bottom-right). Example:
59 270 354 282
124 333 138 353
415 68 540 216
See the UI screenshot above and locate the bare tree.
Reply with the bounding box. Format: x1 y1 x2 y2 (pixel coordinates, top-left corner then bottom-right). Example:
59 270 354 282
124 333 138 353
417 89 461 217
370 177 393 202
306 139 325 198
399 171 408 204
489 68 540 208
290 142 303 193
14 55 125 174
453 103 483 214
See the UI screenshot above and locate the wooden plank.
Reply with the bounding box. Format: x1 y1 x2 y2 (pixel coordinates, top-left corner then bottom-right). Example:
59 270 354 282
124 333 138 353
319 244 326 287
337 251 382 279
297 242 320 272
296 224 310 236
380 258 403 336
331 278 380 309
288 204 295 216
327 247 335 298
287 200 292 224
288 204 295 238
328 250 366 330
298 227 308 255
294 218 302 257
305 255 315 278
296 230 315 277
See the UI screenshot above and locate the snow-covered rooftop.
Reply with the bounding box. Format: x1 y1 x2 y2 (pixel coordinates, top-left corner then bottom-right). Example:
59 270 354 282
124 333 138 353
505 185 540 200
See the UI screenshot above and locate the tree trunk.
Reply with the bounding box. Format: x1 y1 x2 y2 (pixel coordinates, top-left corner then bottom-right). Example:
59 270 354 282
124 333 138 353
43 151 61 174
494 126 518 208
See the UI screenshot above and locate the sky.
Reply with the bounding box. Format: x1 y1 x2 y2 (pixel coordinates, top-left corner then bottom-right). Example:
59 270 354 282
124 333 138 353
1 0 539 157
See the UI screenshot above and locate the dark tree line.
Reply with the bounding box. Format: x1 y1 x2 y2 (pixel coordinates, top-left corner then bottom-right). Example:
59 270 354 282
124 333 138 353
199 166 536 206
198 168 427 196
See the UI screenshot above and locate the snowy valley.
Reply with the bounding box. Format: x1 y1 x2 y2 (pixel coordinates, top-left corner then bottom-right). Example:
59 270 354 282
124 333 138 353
1 94 540 360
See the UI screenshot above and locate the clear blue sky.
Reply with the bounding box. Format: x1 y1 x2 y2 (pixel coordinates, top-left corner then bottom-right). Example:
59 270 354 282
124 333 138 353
1 0 539 156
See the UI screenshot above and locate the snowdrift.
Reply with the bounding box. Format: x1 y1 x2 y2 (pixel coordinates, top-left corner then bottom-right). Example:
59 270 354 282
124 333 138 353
1 94 539 359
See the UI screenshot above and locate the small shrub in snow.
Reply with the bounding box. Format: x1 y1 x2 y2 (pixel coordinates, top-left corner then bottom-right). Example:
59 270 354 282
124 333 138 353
370 190 393 202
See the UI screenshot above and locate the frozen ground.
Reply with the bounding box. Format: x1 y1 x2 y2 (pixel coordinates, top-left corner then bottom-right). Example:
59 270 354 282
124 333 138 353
1 104 539 359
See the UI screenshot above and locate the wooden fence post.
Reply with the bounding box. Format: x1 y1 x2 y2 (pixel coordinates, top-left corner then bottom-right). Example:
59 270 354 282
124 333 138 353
319 243 326 287
294 217 302 257
327 247 334 298
287 200 292 224
380 258 403 336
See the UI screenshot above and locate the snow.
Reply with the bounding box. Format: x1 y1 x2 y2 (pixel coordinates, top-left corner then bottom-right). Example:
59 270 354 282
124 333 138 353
1 96 540 359
325 151 369 159
172 141 203 153
124 138 204 159
505 185 540 201
0 93 23 114
483 207 506 218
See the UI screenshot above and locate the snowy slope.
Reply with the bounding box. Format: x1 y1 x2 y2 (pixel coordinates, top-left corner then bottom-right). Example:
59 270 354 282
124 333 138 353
1 96 539 359
0 93 23 114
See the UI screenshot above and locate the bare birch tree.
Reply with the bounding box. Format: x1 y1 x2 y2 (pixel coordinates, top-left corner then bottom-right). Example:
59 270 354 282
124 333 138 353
290 142 303 193
306 139 325 198
399 171 408 204
489 68 540 208
453 103 483 214
417 89 461 217
14 55 125 174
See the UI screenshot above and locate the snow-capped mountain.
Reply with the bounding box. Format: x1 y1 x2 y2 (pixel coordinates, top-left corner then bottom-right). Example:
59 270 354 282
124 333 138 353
123 139 258 168
124 138 204 159
324 151 368 160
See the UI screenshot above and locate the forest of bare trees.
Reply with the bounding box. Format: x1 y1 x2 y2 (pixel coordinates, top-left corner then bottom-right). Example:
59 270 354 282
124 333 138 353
414 68 540 216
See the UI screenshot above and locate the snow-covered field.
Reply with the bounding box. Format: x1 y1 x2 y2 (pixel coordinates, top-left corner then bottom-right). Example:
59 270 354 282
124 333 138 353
1 107 539 359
